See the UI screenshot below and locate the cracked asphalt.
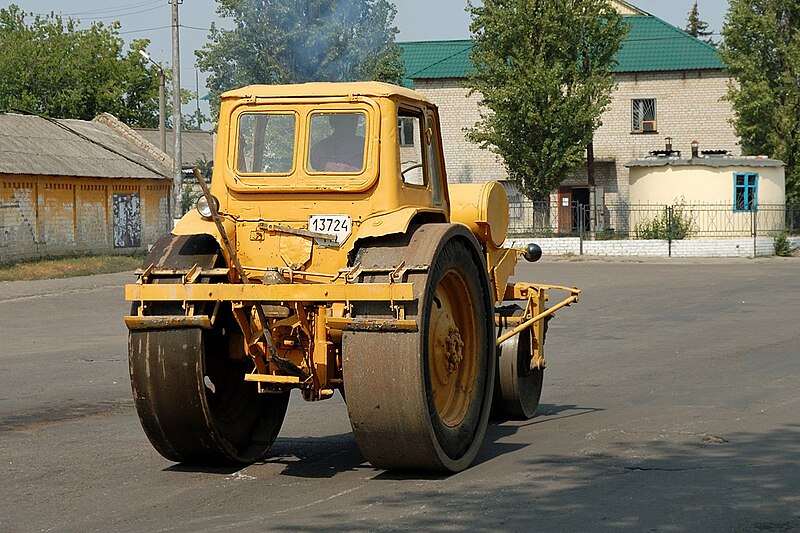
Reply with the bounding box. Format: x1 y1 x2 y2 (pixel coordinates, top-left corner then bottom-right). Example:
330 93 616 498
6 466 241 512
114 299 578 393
1 258 798 532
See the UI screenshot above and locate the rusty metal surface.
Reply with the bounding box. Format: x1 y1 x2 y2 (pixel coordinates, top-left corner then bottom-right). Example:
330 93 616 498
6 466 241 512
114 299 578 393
141 233 222 272
134 267 230 277
124 315 212 330
326 316 418 332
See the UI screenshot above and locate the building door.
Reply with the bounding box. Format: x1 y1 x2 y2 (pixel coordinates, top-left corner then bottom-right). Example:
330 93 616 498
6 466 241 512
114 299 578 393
558 189 572 233
572 187 590 232
559 187 591 233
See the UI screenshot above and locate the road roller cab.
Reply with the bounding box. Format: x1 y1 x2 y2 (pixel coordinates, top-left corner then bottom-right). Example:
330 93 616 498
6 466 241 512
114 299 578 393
173 82 512 287
125 82 579 473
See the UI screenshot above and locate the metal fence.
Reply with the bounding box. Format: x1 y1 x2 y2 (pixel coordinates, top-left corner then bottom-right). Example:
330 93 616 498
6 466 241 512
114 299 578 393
508 199 800 240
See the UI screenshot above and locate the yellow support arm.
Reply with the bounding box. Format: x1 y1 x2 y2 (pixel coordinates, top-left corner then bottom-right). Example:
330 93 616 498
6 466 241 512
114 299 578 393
497 283 580 347
125 282 414 303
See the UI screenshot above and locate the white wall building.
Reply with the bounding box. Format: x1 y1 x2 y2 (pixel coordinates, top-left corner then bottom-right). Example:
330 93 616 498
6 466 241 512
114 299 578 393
400 1 746 234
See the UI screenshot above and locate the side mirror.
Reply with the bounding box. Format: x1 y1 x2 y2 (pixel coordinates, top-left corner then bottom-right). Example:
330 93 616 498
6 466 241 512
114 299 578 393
522 243 542 263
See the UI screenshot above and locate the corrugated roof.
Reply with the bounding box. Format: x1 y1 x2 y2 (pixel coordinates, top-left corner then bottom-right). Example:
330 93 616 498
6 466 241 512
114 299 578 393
135 129 216 167
400 15 724 82
0 113 171 179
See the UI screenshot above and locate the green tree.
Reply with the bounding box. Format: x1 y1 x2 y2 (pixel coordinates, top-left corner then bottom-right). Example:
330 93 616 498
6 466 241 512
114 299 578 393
196 0 403 118
466 0 627 199
720 0 800 203
0 5 160 126
685 2 715 45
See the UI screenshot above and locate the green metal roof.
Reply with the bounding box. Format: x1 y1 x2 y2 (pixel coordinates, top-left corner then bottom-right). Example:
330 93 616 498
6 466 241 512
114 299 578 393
617 15 723 72
400 15 724 84
400 40 474 85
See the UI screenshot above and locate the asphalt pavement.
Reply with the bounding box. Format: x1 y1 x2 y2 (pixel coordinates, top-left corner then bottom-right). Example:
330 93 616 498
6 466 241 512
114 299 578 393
1 258 798 532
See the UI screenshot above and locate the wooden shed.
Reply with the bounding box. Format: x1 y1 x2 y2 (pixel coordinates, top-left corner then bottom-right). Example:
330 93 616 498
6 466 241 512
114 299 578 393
0 112 172 263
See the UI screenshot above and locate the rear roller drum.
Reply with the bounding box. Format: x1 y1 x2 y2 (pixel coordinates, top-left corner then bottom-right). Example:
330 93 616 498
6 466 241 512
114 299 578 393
130 326 289 464
492 305 544 420
343 225 495 472
129 234 289 465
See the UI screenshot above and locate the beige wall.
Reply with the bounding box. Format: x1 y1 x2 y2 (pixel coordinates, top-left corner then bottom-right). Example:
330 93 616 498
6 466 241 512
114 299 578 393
0 175 170 263
610 0 643 15
596 70 739 204
414 79 508 184
629 164 786 235
629 164 785 205
413 69 739 205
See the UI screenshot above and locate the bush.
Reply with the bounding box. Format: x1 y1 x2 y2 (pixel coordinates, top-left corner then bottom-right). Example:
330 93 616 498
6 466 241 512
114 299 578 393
774 231 793 257
634 203 694 240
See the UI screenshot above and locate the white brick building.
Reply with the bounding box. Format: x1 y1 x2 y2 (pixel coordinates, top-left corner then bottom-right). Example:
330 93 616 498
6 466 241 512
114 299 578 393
400 1 739 233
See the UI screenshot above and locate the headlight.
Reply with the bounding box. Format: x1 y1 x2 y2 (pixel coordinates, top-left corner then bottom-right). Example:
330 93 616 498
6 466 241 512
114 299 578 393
196 194 219 219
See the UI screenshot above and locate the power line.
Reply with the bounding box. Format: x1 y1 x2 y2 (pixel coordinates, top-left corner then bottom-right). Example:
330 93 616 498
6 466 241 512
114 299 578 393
118 25 171 35
90 5 167 20
31 1 163 18
117 24 211 35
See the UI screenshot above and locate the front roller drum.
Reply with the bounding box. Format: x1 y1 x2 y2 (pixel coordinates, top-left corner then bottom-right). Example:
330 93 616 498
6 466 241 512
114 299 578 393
130 327 289 464
492 306 544 420
343 225 495 473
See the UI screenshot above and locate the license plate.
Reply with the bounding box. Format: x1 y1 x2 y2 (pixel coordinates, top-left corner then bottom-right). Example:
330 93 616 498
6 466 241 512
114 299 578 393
308 215 352 247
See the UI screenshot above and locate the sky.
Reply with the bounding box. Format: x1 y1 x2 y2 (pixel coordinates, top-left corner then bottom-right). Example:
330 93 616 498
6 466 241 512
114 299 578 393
1 0 730 123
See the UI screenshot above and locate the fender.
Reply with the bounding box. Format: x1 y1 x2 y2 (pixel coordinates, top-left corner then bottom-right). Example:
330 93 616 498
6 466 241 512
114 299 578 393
353 206 447 247
172 209 235 263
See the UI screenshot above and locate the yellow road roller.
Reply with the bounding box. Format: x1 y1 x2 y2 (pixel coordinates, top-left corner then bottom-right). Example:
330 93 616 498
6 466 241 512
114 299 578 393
124 82 579 472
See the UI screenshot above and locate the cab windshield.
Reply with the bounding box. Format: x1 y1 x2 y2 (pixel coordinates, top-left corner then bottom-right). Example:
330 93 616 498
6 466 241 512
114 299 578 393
307 112 367 173
237 113 296 174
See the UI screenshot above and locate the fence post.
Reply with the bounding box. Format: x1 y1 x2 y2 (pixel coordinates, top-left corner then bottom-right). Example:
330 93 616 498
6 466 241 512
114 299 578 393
752 205 758 257
667 205 674 257
578 203 585 255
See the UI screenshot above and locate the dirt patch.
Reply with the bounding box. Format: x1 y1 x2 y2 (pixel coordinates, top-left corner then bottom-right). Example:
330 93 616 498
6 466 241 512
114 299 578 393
0 253 145 281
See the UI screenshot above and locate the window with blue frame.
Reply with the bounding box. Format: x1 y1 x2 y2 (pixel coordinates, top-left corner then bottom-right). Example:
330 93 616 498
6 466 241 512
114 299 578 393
734 173 758 212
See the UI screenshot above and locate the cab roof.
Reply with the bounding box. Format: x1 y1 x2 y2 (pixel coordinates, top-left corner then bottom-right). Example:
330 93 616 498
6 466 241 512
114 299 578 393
221 81 434 106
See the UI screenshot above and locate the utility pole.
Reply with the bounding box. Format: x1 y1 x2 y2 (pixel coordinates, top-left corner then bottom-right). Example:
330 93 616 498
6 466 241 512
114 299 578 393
171 0 183 224
195 69 202 130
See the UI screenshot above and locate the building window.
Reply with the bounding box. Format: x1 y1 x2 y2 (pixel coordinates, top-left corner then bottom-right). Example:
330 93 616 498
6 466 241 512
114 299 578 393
734 173 758 212
632 98 657 133
398 116 415 146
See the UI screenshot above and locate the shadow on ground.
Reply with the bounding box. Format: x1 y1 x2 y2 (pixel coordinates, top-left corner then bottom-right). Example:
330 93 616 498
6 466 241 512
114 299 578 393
260 423 800 531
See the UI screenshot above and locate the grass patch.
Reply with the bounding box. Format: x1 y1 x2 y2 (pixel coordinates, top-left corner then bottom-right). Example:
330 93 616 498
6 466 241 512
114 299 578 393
0 252 146 282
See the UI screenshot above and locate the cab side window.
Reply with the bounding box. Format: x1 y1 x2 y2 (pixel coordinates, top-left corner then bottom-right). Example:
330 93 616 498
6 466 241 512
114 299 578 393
425 114 444 205
398 110 426 187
